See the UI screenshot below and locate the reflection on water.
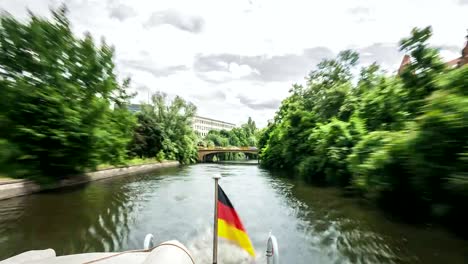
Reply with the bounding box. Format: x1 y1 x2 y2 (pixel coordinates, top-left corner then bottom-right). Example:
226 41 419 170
0 164 467 263
0 177 135 255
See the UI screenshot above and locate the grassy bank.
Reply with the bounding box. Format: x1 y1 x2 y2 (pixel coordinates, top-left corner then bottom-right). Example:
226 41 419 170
0 159 175 183
0 175 14 182
95 158 172 171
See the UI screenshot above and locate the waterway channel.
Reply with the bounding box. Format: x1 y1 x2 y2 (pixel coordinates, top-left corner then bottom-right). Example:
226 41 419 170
0 164 467 263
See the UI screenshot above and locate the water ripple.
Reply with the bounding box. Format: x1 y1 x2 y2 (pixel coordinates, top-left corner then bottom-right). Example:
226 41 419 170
0 165 467 263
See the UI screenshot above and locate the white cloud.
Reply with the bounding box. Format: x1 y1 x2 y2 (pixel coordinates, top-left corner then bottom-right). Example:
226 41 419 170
1 0 467 127
109 3 137 21
145 9 204 33
228 63 258 78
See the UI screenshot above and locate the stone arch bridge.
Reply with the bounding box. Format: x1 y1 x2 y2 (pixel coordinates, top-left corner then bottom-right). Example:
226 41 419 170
197 147 258 162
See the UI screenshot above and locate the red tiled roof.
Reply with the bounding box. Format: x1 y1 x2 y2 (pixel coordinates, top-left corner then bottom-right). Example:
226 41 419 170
398 55 411 74
398 38 467 74
446 58 461 67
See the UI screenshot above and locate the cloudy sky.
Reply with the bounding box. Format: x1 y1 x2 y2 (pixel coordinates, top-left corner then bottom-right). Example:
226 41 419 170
1 0 467 127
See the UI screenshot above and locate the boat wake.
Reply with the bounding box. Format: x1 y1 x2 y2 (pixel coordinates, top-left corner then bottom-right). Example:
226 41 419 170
186 228 266 264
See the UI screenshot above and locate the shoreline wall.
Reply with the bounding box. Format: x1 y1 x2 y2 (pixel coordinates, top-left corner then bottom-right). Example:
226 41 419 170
0 161 180 201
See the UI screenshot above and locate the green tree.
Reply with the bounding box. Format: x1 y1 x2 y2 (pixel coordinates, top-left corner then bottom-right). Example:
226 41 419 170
258 26 468 235
0 7 135 181
129 110 164 159
129 93 198 164
399 26 446 114
358 77 409 131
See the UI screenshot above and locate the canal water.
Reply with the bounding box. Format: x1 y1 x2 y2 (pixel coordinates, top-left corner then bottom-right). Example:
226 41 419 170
0 164 467 263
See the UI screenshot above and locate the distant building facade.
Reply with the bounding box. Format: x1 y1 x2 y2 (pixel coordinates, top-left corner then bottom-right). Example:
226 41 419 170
128 104 142 113
192 116 236 137
127 105 236 136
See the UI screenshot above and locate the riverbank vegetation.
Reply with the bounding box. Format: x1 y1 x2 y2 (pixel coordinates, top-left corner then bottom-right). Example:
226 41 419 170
96 158 175 171
258 27 468 236
0 8 198 182
128 92 198 164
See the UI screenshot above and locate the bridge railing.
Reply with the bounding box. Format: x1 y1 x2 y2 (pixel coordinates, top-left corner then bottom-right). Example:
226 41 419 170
198 146 258 151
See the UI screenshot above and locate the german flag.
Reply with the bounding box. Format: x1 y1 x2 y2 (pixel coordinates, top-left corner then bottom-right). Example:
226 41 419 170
217 185 255 257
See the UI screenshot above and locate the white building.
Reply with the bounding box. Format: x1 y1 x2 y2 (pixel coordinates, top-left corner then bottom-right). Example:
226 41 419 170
192 115 236 137
127 104 141 113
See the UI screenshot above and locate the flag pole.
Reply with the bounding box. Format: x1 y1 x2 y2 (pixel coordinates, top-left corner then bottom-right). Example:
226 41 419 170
212 174 221 264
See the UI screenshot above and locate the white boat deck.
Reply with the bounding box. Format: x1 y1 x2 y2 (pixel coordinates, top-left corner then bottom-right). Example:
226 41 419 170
0 241 194 264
